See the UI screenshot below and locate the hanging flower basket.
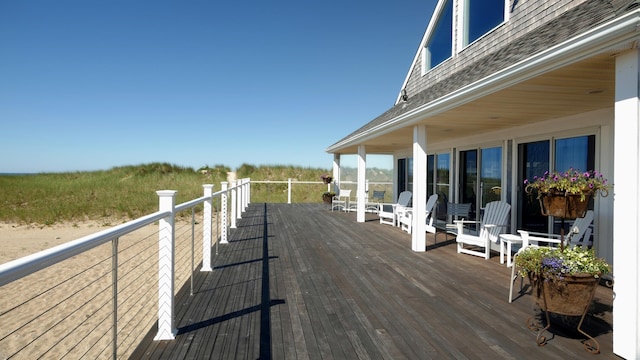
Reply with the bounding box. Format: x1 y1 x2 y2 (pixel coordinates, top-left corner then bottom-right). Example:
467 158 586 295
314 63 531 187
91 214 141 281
539 191 592 220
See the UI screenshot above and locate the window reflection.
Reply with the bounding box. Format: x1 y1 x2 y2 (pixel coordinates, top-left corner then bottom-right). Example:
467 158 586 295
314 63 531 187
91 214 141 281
425 0 452 70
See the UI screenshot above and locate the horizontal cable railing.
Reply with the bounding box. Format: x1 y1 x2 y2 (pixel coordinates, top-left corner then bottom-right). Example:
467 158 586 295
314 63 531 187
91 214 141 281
0 180 249 360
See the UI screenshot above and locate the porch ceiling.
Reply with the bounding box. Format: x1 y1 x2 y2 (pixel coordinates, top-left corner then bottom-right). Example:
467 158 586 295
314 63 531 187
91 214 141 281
342 54 615 154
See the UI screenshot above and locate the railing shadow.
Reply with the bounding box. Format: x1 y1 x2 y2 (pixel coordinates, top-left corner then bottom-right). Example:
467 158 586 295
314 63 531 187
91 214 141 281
176 203 283 359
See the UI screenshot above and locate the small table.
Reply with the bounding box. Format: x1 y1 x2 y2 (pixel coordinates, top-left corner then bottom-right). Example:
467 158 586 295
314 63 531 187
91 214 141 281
499 234 523 267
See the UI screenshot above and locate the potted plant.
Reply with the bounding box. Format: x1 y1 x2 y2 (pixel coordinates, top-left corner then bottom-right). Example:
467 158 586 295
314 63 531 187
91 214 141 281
320 175 334 204
322 191 335 204
524 169 611 219
320 174 333 184
515 245 610 352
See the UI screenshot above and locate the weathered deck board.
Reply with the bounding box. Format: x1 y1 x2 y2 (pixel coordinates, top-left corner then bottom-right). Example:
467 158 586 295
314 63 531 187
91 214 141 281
131 203 616 359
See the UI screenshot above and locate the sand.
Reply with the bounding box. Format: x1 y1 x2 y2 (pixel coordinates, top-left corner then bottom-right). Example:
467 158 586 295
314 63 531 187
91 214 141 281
0 219 210 359
0 221 110 264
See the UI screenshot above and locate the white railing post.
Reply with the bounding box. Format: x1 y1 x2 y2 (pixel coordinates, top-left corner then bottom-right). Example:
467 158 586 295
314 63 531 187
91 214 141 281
288 178 292 204
240 178 246 212
246 178 251 205
243 178 249 209
231 180 238 228
201 184 213 272
236 180 243 220
220 182 229 244
154 190 177 340
239 179 246 214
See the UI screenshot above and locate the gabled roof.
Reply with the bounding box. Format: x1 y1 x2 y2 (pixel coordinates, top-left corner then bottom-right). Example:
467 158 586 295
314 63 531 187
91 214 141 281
327 0 639 153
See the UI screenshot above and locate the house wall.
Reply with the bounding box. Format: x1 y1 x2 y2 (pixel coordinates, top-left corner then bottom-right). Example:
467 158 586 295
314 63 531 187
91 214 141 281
404 0 588 98
392 107 615 266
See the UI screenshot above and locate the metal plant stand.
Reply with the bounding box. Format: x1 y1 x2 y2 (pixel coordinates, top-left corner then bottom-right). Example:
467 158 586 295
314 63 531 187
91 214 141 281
526 273 601 354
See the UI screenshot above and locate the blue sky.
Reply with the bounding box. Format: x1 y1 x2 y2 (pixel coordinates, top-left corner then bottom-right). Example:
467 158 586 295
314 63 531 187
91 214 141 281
0 0 437 173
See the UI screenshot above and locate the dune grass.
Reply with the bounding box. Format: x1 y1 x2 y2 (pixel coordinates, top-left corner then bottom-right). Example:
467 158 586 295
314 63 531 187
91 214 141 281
0 163 333 225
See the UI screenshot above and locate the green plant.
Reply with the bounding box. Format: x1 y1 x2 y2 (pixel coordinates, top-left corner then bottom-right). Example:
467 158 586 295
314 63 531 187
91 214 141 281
515 246 610 281
524 169 611 201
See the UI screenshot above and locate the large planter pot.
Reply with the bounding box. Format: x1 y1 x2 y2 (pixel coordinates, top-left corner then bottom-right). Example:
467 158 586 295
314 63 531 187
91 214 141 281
322 193 334 204
528 272 601 353
530 273 599 316
539 191 592 220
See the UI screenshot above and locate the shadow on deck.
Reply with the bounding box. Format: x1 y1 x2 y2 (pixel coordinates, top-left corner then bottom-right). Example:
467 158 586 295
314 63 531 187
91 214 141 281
131 203 615 359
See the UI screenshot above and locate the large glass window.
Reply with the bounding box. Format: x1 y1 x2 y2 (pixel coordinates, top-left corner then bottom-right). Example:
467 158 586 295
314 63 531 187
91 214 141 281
517 135 596 233
424 0 452 70
460 146 502 221
462 0 504 46
555 136 595 173
428 153 450 220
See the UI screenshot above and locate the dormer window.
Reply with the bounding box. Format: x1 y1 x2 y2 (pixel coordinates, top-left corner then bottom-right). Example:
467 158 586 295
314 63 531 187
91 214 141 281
460 0 506 47
422 0 453 72
421 0 508 75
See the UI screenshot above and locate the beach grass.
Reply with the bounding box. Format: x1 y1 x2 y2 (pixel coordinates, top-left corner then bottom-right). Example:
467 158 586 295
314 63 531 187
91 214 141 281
0 163 331 225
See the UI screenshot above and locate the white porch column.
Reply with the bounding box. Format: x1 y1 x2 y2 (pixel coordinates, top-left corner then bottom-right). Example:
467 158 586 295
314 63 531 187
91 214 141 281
333 154 341 194
154 190 177 340
201 184 213 272
412 125 427 252
220 182 229 244
613 49 640 359
357 145 366 222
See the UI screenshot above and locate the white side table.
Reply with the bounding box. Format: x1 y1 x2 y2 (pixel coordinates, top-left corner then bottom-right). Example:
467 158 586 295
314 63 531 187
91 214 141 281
499 234 523 267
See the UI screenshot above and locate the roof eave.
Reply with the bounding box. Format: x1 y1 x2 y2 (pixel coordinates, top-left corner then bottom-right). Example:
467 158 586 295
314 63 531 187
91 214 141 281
326 9 640 154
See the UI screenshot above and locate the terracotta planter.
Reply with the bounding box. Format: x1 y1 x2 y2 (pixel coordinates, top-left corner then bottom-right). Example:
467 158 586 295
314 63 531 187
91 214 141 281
530 273 599 316
539 191 592 220
322 193 333 204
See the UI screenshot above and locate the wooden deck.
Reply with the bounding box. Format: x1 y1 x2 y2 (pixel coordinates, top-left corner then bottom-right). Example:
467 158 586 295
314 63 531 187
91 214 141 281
131 203 616 359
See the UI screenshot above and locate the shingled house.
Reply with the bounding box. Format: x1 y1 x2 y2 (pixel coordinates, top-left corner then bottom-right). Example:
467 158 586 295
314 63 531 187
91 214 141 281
326 1 640 358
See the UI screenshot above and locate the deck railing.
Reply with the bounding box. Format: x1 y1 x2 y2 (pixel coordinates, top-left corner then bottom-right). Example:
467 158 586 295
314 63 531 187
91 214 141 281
0 177 390 359
0 179 250 359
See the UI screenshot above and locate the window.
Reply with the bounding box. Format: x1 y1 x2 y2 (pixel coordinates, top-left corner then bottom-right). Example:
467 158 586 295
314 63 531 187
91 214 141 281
461 0 505 46
423 0 453 71
517 135 596 233
428 153 450 220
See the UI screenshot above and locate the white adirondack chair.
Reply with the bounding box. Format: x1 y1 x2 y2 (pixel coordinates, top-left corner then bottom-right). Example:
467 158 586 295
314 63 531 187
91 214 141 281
455 201 511 259
379 191 412 226
399 194 439 234
365 190 386 213
508 210 595 303
331 189 352 212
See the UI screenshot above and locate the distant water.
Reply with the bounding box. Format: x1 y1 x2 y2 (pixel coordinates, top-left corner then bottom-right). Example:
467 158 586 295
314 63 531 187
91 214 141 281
0 173 35 176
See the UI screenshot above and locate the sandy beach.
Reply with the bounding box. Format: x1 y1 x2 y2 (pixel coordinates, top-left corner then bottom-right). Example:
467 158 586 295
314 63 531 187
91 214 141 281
0 221 110 264
0 219 208 359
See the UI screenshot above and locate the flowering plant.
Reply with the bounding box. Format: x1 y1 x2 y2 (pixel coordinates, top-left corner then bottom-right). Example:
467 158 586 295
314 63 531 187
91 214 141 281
320 174 333 184
515 246 610 281
524 169 611 201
